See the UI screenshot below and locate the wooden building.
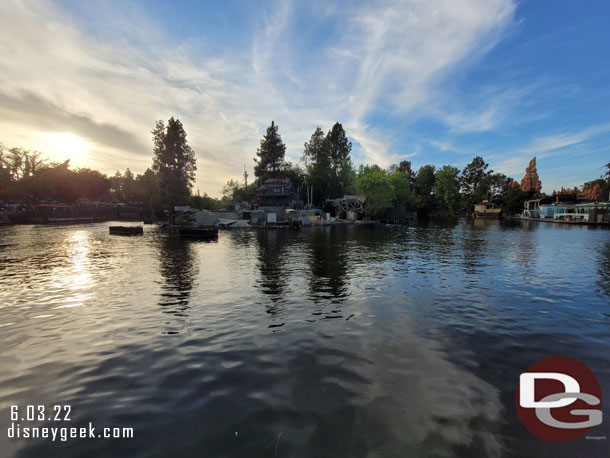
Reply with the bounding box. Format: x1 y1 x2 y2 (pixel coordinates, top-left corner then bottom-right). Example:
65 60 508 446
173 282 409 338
256 178 302 209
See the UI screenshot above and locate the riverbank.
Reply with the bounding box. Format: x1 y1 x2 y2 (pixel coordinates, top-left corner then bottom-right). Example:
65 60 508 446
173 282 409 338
505 216 610 226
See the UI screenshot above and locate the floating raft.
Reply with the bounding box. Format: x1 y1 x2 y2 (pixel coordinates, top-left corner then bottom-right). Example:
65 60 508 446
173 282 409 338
178 226 218 238
109 226 143 235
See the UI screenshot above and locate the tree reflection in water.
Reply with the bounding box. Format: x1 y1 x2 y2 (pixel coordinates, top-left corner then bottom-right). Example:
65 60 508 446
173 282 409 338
460 220 489 276
307 228 351 311
255 230 291 312
157 235 198 322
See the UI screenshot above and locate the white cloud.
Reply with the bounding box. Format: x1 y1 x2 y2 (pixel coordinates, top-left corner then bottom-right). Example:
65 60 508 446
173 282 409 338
0 0 517 196
436 85 538 133
489 122 610 192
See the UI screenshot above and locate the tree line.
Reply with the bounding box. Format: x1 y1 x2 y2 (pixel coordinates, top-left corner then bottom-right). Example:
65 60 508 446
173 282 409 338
234 121 543 217
0 118 205 217
2 118 609 219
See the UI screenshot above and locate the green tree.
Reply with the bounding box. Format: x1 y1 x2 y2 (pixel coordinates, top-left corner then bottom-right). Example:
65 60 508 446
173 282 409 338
326 122 354 198
233 183 257 204
221 179 241 202
0 146 46 182
501 184 531 215
388 171 414 207
71 168 110 200
326 122 352 169
414 164 436 212
151 117 197 210
283 162 305 189
302 127 327 169
254 121 286 182
20 160 74 201
303 127 333 204
460 156 490 210
0 145 15 199
398 160 415 189
283 162 306 201
108 171 123 200
135 168 159 203
336 160 357 196
190 192 222 211
219 178 257 206
121 168 137 201
434 165 461 212
480 172 509 202
357 166 393 218
302 123 355 204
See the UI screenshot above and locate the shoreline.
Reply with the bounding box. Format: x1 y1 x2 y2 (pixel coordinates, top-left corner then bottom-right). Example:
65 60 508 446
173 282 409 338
505 216 609 226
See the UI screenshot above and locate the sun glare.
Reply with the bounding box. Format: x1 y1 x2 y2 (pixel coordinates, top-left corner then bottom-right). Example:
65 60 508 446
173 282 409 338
48 133 90 161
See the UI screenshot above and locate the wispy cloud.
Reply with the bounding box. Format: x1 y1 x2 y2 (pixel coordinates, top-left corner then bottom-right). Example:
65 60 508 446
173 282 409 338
0 0 517 195
489 122 610 192
518 123 610 156
435 84 540 134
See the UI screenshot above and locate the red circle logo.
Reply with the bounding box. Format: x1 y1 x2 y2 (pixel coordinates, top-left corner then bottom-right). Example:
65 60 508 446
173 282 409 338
516 356 602 441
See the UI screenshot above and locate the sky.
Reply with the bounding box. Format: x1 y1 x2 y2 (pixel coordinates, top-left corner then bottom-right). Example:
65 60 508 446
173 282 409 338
0 0 609 196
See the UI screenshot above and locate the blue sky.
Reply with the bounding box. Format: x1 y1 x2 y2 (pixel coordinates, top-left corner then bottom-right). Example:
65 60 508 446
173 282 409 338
0 0 609 195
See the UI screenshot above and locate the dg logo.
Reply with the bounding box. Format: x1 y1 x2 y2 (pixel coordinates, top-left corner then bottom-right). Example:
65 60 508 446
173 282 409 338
516 356 603 441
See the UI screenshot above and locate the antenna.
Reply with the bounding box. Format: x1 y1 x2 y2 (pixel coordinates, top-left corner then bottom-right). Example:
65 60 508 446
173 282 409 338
243 165 248 188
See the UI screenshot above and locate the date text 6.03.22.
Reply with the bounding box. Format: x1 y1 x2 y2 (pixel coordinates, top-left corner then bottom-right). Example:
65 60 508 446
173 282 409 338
11 405 71 422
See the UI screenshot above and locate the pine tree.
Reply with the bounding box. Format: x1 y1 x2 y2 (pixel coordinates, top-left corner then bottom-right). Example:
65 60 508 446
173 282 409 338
303 127 329 171
302 123 356 203
326 123 355 199
326 122 352 172
303 127 332 204
151 117 197 210
254 121 286 182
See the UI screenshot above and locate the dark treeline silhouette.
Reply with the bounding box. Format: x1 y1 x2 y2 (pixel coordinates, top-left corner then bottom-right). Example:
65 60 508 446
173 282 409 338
0 146 111 203
0 118 217 217
3 120 610 218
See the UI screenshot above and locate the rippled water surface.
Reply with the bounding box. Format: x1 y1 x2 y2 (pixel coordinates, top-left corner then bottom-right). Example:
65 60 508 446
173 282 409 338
0 220 609 457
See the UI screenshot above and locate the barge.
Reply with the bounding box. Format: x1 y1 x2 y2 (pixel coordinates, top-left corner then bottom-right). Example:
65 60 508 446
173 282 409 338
109 226 144 235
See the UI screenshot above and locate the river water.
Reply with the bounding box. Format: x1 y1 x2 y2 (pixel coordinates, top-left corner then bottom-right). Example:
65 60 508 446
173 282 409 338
0 220 608 457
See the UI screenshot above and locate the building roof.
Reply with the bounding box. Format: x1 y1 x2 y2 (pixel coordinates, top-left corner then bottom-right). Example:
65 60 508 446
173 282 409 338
256 178 296 197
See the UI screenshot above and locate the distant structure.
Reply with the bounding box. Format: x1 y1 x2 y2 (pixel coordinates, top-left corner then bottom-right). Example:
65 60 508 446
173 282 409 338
327 195 366 220
553 184 603 202
256 178 301 209
520 157 542 193
580 183 602 201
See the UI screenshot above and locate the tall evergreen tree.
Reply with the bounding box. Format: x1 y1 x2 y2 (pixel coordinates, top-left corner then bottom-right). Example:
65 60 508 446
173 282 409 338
151 117 197 210
302 127 332 204
254 121 286 182
302 123 355 204
326 122 352 171
303 127 329 171
326 122 354 198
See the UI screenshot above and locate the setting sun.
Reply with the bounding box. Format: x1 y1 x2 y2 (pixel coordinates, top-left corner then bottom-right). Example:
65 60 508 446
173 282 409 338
47 133 90 160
